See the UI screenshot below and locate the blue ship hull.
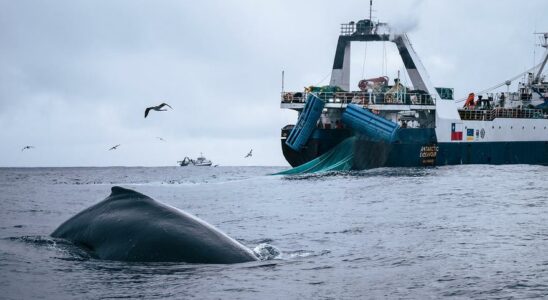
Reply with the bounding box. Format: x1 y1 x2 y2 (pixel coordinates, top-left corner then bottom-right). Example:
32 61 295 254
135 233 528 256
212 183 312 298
281 128 548 169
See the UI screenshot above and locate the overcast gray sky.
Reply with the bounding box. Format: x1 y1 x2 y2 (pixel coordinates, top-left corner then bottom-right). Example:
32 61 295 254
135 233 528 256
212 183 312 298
1 0 547 167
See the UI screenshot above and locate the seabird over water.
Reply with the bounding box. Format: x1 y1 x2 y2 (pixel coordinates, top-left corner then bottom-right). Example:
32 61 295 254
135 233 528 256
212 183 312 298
21 146 35 152
156 137 166 142
109 144 121 151
245 149 253 158
145 103 173 118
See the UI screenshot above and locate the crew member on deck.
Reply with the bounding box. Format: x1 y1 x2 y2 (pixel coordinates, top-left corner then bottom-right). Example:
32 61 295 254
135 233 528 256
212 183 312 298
464 92 475 109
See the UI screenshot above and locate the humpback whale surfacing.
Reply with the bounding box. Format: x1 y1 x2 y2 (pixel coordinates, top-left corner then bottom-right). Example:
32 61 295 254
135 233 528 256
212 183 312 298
51 187 258 264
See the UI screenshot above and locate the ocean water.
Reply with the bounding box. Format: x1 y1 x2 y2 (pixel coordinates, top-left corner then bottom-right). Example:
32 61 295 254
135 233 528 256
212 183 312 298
0 165 547 299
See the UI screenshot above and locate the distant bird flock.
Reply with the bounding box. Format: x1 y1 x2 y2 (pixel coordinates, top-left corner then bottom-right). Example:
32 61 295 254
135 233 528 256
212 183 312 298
20 101 254 163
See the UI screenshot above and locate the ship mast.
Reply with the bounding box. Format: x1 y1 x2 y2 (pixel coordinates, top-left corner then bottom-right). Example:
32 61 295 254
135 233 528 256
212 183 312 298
369 0 373 21
534 32 548 83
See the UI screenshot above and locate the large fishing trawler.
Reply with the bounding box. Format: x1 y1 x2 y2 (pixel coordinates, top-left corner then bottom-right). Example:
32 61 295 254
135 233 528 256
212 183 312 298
279 12 548 173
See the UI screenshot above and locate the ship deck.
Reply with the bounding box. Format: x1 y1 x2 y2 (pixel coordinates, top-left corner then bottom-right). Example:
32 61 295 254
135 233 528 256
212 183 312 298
281 91 436 111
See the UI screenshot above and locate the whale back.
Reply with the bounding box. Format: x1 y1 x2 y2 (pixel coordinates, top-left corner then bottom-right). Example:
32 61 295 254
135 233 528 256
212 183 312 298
52 186 258 263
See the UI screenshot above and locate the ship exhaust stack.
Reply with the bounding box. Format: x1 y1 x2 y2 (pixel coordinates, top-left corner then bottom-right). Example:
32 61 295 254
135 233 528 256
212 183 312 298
329 37 352 91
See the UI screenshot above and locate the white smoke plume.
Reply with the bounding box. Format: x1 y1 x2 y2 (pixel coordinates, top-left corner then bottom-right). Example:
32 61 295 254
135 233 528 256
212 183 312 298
383 0 424 34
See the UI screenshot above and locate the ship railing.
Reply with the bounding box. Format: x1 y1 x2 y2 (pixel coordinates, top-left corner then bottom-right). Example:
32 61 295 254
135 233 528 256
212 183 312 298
458 108 545 121
340 23 356 36
281 91 435 106
479 92 536 103
339 20 381 36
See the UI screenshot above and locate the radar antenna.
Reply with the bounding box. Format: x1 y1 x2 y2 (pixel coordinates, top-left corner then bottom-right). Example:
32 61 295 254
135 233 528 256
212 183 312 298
535 32 548 48
369 0 373 21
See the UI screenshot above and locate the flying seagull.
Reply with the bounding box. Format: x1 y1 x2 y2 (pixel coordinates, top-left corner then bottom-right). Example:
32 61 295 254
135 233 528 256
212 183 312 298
156 137 166 142
109 144 121 151
244 149 253 158
21 146 35 152
145 103 173 118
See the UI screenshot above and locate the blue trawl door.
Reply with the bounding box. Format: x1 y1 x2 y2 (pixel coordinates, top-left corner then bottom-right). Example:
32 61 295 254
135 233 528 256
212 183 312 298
285 94 325 151
342 104 399 142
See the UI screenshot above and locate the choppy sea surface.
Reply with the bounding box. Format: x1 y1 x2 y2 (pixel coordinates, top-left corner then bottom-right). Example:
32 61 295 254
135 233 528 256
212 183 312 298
0 165 547 299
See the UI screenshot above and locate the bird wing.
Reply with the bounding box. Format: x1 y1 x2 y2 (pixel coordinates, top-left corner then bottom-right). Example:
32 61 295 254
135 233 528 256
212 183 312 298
144 107 152 118
160 103 173 109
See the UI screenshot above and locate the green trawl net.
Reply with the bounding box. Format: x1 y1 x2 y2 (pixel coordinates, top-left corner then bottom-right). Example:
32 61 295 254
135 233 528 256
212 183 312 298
275 136 356 175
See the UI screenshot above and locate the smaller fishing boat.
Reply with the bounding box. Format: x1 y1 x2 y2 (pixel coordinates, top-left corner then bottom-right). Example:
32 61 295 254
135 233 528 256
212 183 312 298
177 153 213 167
192 153 213 166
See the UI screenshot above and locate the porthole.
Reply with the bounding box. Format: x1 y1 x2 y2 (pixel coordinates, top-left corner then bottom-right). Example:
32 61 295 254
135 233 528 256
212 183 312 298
510 126 513 129
534 126 536 130
492 126 494 129
499 126 501 129
522 126 525 130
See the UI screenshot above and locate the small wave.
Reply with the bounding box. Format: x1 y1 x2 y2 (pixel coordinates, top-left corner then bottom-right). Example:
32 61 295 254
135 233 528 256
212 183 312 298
281 168 434 181
247 238 274 244
281 171 347 181
436 276 456 282
324 227 363 235
302 265 333 271
252 243 282 261
7 235 69 247
285 249 331 259
7 235 92 260
342 256 371 263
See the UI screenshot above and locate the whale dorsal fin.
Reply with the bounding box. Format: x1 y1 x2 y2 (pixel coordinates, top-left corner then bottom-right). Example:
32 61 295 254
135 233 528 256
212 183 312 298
109 186 151 201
